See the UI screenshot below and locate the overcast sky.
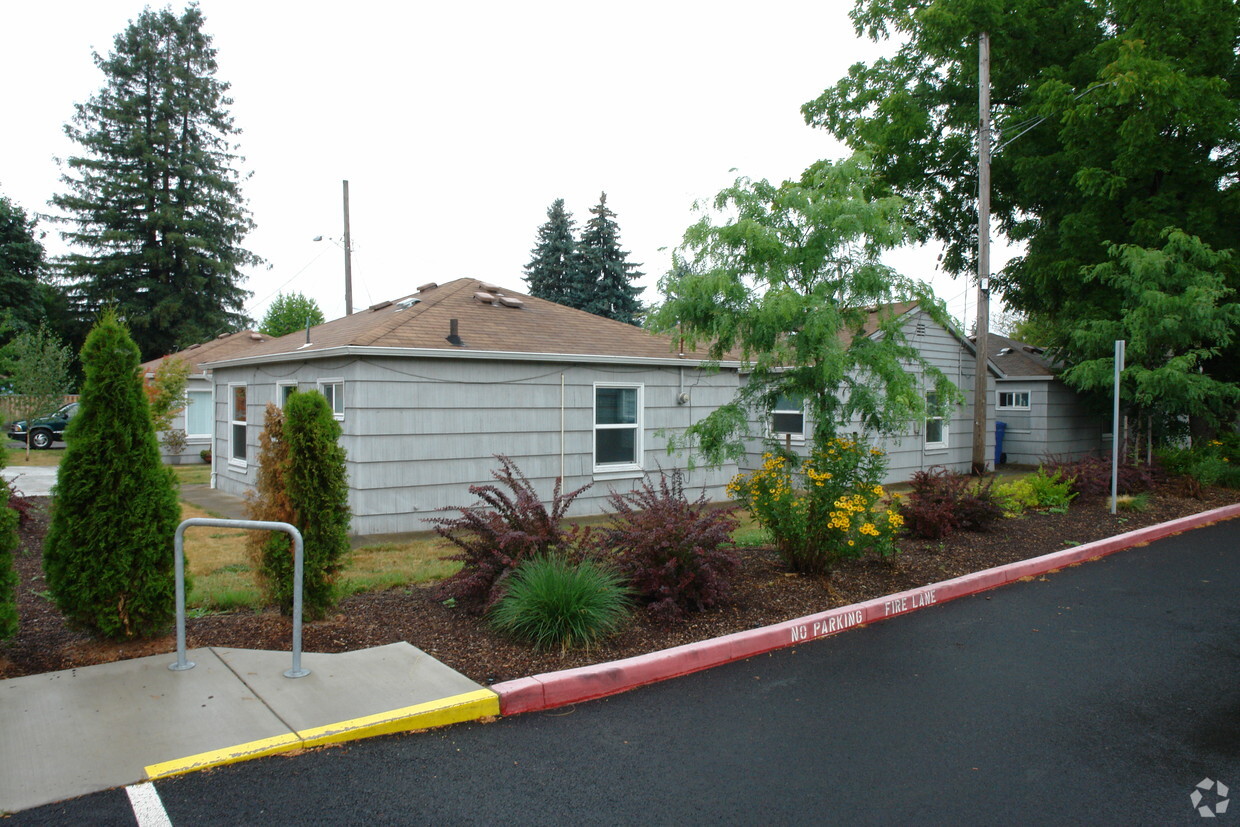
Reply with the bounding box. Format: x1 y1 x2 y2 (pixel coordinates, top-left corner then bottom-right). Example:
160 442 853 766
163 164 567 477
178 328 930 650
1 0 1006 330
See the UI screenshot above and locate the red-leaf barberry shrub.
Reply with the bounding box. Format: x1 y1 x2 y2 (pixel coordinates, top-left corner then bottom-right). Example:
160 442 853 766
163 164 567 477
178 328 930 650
1043 454 1158 499
900 467 1003 540
595 470 740 621
429 456 591 614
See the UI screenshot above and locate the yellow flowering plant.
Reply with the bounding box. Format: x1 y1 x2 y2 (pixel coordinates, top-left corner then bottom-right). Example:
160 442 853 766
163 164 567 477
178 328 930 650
728 438 899 573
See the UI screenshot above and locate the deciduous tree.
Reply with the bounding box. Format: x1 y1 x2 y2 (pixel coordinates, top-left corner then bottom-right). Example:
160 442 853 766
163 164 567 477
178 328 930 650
51 5 258 360
4 324 74 459
651 154 957 464
259 291 325 338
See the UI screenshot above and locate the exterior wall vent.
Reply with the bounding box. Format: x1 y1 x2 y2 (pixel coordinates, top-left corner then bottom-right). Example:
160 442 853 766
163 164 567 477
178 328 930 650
915 322 927 336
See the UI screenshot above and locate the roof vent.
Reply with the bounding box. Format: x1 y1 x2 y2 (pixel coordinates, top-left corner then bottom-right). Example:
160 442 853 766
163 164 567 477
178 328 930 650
997 347 1013 356
479 282 501 293
217 333 230 339
497 295 524 308
395 297 421 310
369 300 393 311
474 291 496 303
447 319 463 347
249 333 264 341
1022 345 1045 355
417 282 438 292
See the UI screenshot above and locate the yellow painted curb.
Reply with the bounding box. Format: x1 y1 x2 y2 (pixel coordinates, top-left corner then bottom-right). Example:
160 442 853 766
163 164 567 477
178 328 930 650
145 732 304 779
298 688 500 748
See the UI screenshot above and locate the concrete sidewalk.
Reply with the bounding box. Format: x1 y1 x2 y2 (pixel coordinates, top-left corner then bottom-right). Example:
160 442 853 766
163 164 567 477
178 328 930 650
0 643 497 814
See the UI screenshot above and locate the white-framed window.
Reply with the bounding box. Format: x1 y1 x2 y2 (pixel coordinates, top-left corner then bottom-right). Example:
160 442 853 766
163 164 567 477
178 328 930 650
185 390 212 439
229 384 247 465
277 382 298 408
318 380 344 419
925 391 947 450
594 383 642 472
997 389 1031 411
770 393 806 443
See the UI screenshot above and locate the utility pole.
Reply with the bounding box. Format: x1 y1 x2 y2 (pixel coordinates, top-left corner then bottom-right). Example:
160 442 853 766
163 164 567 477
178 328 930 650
971 32 992 476
342 180 353 316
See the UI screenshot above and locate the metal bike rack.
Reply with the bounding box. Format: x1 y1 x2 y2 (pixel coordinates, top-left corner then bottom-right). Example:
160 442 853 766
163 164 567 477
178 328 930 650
170 518 310 678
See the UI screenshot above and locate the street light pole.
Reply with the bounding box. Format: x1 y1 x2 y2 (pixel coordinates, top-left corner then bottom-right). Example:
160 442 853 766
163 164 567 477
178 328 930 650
342 180 353 316
971 31 992 476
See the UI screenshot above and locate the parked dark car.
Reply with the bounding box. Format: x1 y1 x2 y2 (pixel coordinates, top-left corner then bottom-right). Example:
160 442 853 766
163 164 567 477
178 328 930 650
8 402 79 449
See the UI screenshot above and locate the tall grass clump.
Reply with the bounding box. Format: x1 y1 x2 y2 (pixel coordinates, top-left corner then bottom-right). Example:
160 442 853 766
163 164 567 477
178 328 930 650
489 554 632 652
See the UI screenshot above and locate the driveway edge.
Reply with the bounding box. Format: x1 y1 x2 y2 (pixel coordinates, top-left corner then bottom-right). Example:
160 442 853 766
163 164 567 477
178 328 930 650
494 502 1240 715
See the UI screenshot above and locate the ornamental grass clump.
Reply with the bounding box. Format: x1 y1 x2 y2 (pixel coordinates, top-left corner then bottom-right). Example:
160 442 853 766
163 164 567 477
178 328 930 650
728 438 901 574
489 554 632 652
430 456 591 613
596 470 740 620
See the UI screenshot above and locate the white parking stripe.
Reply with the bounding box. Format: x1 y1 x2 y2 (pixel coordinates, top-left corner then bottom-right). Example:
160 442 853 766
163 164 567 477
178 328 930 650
126 782 173 827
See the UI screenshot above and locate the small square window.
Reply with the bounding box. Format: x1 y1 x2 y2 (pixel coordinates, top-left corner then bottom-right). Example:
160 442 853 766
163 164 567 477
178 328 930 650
319 381 344 419
771 393 805 441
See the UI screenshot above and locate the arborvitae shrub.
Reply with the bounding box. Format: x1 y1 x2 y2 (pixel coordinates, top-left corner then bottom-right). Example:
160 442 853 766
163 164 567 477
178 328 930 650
244 404 296 608
0 478 19 640
595 470 740 620
429 455 591 614
282 391 351 618
43 310 180 639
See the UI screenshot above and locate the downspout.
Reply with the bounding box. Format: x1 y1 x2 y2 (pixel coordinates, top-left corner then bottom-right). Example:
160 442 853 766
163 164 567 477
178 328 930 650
560 373 565 482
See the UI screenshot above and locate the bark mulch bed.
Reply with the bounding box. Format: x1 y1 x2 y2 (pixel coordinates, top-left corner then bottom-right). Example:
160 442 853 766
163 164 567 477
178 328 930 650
2 487 1237 685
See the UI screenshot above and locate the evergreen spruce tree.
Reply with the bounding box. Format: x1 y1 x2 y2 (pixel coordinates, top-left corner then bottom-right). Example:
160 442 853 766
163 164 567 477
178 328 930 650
43 310 180 639
0 193 50 335
282 390 351 619
523 199 580 306
576 193 644 325
51 5 258 361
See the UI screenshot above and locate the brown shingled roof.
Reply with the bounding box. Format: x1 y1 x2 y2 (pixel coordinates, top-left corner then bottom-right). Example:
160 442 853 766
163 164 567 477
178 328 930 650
202 279 723 364
140 330 274 375
978 333 1056 377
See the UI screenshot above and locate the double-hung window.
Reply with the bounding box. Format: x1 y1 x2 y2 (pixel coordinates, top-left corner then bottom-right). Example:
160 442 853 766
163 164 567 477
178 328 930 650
594 384 642 472
277 382 298 408
771 394 805 443
185 390 212 439
318 380 344 420
229 385 247 464
925 391 947 450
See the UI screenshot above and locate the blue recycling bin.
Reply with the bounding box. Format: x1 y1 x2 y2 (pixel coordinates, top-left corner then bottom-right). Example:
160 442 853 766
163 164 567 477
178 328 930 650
995 421 1007 466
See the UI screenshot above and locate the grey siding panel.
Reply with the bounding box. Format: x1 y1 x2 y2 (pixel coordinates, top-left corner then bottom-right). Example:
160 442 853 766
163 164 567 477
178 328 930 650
210 357 740 535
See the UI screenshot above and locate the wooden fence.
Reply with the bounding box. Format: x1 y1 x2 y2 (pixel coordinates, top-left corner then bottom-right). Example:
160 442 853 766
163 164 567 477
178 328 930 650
0 395 81 424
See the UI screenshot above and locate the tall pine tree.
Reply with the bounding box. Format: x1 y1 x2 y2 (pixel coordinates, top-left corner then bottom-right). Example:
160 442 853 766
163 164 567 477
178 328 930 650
524 199 579 305
576 193 644 325
51 5 257 361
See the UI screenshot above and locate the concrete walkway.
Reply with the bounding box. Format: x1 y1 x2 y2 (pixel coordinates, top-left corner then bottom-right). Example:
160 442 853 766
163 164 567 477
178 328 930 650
0 643 497 814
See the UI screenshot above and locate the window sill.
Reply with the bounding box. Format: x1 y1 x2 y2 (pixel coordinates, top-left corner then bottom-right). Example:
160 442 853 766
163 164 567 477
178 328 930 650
593 467 644 482
228 458 248 469
923 445 949 453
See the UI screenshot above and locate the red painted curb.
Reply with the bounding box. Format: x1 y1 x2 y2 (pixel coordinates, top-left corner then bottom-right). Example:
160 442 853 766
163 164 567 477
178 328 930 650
493 503 1240 715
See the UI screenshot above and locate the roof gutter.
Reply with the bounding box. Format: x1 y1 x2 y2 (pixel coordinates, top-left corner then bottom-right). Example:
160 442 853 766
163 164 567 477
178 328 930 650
202 345 742 371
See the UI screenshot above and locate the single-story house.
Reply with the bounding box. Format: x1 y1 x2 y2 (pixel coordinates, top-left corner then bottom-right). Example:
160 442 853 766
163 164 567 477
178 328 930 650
200 279 742 536
141 330 276 465
740 304 1105 479
174 282 1103 536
